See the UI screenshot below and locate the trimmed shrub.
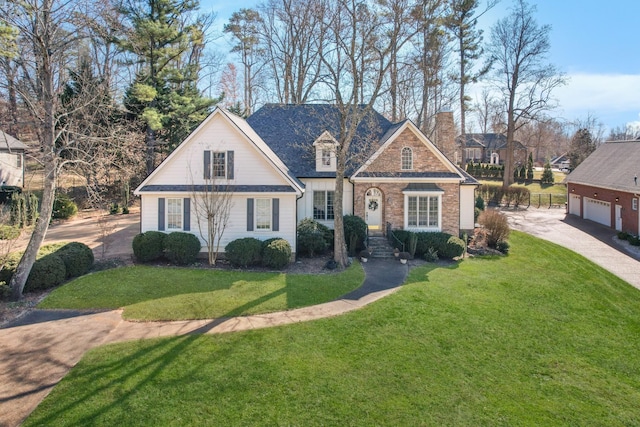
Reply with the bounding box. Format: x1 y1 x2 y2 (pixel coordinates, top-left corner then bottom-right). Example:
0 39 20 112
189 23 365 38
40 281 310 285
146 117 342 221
475 195 485 211
56 242 94 278
478 209 510 248
262 238 292 269
424 247 439 262
440 235 466 259
0 225 20 240
297 218 329 257
52 194 78 220
343 215 367 254
496 240 510 254
0 251 21 285
0 281 10 300
132 231 167 262
225 237 262 267
164 232 201 265
25 253 66 292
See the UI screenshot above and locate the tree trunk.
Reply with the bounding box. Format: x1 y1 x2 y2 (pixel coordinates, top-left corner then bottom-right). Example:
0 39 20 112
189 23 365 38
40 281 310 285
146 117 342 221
10 34 58 299
333 155 348 267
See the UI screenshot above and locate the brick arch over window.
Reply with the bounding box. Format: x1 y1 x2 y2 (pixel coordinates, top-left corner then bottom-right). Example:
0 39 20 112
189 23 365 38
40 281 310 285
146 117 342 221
401 147 413 170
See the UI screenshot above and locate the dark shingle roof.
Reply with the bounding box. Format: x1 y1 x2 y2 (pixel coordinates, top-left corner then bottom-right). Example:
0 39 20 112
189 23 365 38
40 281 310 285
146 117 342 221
566 141 640 192
247 104 392 177
456 133 526 151
139 185 297 193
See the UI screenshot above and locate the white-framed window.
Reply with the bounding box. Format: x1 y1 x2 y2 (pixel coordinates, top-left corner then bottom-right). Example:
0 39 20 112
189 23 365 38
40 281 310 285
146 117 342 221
401 147 413 170
404 193 441 230
16 153 22 168
313 190 335 220
212 152 226 178
167 198 183 230
633 198 638 211
322 149 331 166
255 198 272 230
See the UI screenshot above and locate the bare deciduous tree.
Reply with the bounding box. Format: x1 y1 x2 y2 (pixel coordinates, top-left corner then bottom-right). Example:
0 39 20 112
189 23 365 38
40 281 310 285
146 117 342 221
190 166 234 266
319 0 414 267
485 0 565 187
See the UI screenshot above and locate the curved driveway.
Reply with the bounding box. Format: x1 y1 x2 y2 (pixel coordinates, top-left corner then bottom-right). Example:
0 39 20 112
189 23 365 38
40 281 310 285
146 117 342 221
503 208 640 290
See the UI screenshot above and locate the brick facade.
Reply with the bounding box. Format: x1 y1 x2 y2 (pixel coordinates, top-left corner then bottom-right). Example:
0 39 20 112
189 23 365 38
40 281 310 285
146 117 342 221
354 121 464 237
568 183 640 235
365 128 452 173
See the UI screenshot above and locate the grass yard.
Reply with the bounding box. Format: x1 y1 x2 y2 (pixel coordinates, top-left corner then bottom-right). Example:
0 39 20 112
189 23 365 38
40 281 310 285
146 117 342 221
479 179 567 195
38 264 363 321
26 232 640 426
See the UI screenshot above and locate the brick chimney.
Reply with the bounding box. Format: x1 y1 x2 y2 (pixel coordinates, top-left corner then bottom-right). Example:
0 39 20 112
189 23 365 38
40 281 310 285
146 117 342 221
434 111 456 163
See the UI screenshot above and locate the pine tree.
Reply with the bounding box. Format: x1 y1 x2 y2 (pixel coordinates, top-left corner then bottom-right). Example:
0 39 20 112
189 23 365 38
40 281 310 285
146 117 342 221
541 161 554 185
526 152 534 181
119 0 217 174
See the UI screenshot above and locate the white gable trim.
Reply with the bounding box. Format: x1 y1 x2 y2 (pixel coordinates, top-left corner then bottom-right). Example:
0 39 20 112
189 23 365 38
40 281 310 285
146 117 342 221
134 107 304 196
352 120 463 179
312 131 339 146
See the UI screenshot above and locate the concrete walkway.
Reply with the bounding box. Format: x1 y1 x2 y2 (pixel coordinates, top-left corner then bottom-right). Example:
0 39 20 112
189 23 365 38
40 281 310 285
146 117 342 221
0 258 407 427
503 208 640 290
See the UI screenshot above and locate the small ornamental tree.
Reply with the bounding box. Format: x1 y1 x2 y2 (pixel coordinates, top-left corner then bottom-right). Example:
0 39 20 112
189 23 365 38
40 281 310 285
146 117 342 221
541 161 555 185
526 153 534 181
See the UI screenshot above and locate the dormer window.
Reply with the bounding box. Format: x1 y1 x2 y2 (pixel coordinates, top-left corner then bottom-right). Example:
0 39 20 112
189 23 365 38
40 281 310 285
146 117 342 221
322 149 331 166
401 147 413 170
313 131 339 172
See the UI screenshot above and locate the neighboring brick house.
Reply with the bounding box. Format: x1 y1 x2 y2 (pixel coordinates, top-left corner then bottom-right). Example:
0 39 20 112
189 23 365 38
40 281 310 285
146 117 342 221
457 133 527 166
565 140 640 236
135 105 478 256
0 130 27 187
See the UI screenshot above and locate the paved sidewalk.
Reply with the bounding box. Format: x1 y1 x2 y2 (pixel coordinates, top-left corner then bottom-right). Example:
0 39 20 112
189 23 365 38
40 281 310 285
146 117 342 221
0 258 407 427
503 208 640 290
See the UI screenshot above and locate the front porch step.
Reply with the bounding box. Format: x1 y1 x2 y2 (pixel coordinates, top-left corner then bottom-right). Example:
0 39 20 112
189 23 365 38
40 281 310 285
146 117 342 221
366 236 397 258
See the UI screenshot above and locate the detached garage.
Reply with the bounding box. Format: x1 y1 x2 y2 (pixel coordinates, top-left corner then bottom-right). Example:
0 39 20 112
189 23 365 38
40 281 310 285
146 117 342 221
565 140 640 236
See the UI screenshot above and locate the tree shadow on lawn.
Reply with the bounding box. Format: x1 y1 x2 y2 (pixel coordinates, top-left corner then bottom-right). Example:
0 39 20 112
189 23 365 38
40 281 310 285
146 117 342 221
23 335 211 426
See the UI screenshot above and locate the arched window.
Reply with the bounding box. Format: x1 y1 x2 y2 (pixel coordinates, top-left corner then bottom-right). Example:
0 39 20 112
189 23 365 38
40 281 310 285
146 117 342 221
401 147 413 170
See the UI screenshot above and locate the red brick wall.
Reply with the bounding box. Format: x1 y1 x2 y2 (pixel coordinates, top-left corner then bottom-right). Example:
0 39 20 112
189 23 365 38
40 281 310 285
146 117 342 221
354 182 460 236
568 183 640 235
365 128 451 173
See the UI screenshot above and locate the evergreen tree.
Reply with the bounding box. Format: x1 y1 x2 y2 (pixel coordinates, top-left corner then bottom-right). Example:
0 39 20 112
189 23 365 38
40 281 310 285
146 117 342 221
569 127 596 170
526 152 534 181
119 0 217 174
541 161 554 185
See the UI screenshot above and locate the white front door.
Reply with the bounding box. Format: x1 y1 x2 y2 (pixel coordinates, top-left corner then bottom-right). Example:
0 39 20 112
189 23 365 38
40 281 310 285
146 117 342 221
615 204 623 231
365 188 382 230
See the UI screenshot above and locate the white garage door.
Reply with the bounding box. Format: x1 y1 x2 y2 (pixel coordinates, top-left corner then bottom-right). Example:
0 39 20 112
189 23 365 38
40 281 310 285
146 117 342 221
583 197 611 227
569 194 581 216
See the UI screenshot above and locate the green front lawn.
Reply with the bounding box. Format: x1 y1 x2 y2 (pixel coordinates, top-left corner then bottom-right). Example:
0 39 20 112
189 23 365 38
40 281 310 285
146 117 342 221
38 264 363 321
26 232 640 426
479 179 567 195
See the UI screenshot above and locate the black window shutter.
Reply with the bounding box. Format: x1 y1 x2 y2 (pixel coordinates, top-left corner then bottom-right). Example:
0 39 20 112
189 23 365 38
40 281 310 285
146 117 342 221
158 198 165 231
227 150 234 180
272 198 279 231
247 198 254 231
204 150 211 179
183 198 190 231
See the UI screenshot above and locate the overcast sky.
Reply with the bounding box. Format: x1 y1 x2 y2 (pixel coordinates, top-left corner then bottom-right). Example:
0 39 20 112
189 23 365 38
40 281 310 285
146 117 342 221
202 0 640 132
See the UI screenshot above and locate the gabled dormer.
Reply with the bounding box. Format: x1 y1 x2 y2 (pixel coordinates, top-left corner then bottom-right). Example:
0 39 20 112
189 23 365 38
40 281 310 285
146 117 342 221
313 131 339 172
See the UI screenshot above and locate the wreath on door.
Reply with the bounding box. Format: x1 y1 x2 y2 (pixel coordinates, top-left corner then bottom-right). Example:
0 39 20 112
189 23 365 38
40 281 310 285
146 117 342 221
368 199 379 211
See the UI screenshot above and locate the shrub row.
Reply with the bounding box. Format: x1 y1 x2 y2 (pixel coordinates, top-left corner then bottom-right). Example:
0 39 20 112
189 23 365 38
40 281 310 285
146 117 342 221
466 163 504 179
0 242 94 295
225 237 292 269
617 231 640 246
477 184 530 207
296 215 367 257
132 231 201 265
390 230 465 260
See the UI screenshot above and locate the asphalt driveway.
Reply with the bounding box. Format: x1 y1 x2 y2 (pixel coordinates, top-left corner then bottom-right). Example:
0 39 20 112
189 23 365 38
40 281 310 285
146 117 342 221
502 207 640 290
